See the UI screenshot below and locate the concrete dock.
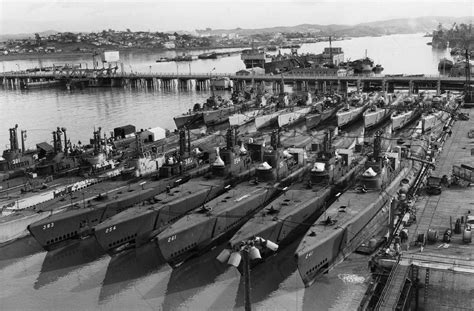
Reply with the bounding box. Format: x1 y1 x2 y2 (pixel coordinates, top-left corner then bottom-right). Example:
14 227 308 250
377 106 474 310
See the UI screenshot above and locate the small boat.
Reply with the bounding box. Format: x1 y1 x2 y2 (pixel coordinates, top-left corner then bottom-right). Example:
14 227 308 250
156 57 171 63
198 52 218 59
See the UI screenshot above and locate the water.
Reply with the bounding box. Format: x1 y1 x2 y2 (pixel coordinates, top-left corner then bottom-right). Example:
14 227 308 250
0 33 450 148
0 33 448 310
0 236 371 311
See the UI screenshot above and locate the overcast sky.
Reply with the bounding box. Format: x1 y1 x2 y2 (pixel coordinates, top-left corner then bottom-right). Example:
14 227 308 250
0 0 472 34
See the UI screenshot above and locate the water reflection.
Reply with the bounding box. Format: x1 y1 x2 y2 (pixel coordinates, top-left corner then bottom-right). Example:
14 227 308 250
233 238 301 309
158 244 230 310
34 237 106 289
99 242 168 304
0 236 44 270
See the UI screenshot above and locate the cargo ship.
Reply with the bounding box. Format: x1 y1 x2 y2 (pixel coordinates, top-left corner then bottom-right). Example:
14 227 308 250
295 132 424 287
93 131 257 254
221 131 367 266
336 93 371 128
156 133 307 267
305 95 343 129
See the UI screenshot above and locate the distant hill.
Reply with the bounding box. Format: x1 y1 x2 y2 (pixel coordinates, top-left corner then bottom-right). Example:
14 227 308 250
196 16 473 37
358 16 474 34
0 30 59 41
1 16 472 41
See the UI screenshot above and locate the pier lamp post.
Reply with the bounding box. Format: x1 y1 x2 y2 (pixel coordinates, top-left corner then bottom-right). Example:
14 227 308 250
216 237 279 311
16 64 20 72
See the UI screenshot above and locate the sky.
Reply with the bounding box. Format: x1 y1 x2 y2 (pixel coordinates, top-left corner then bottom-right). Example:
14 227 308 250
0 0 472 34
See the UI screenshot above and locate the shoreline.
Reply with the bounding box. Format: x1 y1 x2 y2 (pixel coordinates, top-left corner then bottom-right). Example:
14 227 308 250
0 45 251 61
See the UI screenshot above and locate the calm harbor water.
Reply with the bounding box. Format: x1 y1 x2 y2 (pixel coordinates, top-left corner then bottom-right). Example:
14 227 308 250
0 33 449 148
0 33 448 311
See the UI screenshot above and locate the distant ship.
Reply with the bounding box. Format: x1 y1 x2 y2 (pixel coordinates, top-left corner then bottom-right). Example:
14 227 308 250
241 43 383 75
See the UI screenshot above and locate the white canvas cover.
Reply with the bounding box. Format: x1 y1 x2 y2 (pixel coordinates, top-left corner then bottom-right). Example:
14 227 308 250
239 142 247 154
257 161 272 170
283 149 293 158
311 162 326 172
213 155 225 167
362 167 377 177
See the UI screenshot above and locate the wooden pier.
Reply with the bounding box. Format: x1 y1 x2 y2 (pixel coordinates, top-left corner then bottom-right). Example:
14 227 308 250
1 70 472 94
375 106 474 311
